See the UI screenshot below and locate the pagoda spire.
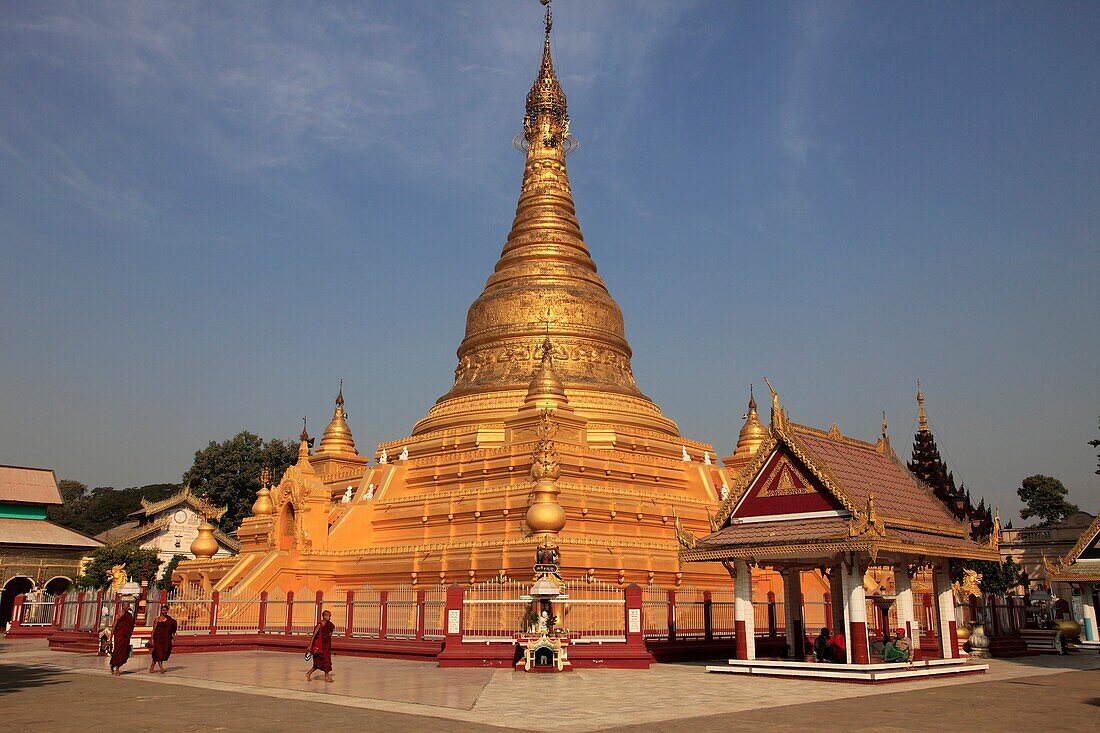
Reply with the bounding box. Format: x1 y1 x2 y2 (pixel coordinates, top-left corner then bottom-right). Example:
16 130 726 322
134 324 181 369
315 381 359 457
907 385 992 539
730 385 768 462
428 0 669 436
296 417 314 469
917 379 928 432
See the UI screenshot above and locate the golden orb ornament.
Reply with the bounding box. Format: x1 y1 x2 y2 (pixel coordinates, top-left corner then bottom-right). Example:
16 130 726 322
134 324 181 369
190 521 219 559
526 500 566 535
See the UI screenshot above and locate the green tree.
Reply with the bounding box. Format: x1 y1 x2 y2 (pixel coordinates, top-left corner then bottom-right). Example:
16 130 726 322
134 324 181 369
75 546 163 590
48 482 178 536
952 557 1026 595
1017 474 1079 525
46 479 89 527
156 554 187 591
182 432 297 532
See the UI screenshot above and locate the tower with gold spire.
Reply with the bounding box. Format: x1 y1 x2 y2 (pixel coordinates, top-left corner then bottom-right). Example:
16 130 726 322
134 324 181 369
417 0 677 440
724 387 769 475
309 383 368 477
908 382 994 540
176 0 735 594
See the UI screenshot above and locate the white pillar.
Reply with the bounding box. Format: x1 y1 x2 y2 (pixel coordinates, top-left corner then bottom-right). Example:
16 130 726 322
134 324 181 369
1081 586 1098 642
932 564 957 658
733 560 756 660
840 561 869 664
782 569 804 658
895 565 915 639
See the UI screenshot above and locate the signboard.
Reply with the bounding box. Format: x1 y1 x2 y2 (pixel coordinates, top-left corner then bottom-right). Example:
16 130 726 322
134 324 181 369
628 608 641 634
447 609 461 635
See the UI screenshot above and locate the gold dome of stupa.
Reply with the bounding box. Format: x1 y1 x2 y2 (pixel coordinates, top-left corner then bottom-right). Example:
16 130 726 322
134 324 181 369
314 384 358 458
415 2 677 438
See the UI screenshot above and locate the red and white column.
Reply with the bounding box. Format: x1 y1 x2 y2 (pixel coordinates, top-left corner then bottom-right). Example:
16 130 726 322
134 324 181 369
840 561 869 664
932 564 959 658
733 560 756 660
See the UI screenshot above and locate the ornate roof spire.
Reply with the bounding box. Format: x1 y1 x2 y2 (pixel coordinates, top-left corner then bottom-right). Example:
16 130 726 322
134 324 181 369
764 377 786 431
524 0 569 151
731 385 768 460
298 417 313 459
316 381 359 457
916 379 928 432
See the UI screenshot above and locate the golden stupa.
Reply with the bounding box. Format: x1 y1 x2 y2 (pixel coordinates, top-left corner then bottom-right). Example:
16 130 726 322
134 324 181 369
178 3 764 594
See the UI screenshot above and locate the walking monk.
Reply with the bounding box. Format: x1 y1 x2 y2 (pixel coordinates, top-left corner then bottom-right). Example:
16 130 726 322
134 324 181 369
109 601 136 675
305 609 336 682
148 604 177 674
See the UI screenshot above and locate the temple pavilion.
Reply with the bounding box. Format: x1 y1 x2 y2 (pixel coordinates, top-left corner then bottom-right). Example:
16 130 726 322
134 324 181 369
1046 512 1100 644
679 385 1000 665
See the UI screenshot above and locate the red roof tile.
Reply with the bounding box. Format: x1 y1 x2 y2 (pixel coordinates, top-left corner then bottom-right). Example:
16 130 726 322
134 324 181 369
792 428 962 528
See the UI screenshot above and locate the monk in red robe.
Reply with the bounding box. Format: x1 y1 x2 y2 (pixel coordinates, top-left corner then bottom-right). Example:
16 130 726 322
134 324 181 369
109 602 135 675
148 604 177 674
305 610 335 682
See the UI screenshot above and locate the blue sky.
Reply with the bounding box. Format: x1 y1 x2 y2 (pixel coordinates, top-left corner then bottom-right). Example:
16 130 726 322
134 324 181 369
1 1 1097 521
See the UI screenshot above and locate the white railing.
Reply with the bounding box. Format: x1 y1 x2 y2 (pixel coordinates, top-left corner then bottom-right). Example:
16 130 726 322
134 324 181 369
561 579 625 641
19 593 57 626
386 585 418 639
167 586 213 634
349 585 381 638
642 585 669 639
675 587 707 638
463 578 529 641
422 586 446 641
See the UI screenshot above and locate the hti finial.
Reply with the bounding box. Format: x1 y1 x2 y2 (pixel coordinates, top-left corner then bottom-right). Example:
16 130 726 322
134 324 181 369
336 379 344 407
748 384 756 411
300 416 309 443
541 0 552 35
916 379 928 432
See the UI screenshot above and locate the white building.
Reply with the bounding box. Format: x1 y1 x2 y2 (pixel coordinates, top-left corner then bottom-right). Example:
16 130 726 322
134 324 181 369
96 485 238 564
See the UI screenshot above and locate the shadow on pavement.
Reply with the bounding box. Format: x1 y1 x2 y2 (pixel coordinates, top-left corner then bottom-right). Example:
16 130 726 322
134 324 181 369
0 665 64 695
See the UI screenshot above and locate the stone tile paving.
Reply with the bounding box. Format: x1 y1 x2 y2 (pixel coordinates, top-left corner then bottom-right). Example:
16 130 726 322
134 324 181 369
4 639 1097 732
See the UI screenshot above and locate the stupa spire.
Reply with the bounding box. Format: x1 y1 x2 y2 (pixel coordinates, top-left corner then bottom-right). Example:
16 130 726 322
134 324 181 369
731 385 767 459
316 381 358 457
422 0 677 439
916 379 928 432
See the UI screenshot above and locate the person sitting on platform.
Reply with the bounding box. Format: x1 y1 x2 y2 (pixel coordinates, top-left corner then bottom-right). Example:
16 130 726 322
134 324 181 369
813 627 831 662
883 627 912 662
825 630 846 663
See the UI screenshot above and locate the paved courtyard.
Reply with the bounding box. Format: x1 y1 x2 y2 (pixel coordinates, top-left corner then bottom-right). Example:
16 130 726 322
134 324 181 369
1 639 1097 732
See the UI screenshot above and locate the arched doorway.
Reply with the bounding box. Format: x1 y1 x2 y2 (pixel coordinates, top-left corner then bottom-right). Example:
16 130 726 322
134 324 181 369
1 576 35 627
44 576 72 595
279 505 296 552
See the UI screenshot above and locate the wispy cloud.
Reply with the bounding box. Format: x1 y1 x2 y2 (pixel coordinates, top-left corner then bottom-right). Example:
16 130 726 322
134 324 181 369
777 0 852 221
0 1 692 222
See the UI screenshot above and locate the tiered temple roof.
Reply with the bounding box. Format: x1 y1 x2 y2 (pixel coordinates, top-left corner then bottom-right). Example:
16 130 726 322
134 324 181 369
907 384 994 541
683 387 999 564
